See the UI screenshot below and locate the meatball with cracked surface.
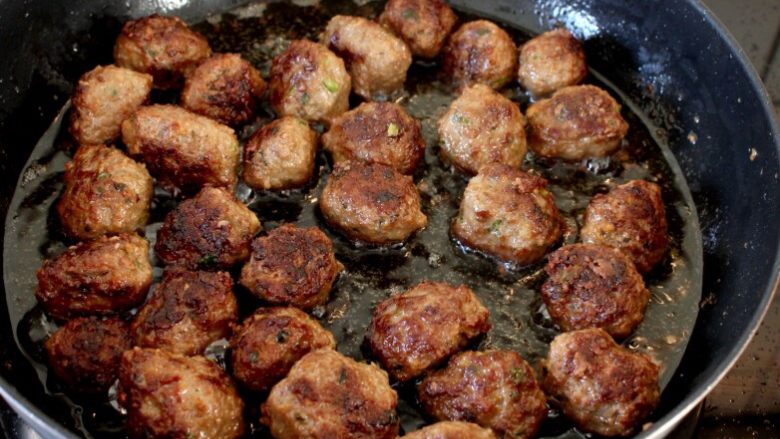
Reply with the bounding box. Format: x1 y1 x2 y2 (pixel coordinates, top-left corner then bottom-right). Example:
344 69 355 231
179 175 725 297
581 180 668 273
322 15 412 99
119 348 245 439
365 281 490 382
36 233 152 320
378 0 458 59
517 28 587 97
404 421 497 439
438 84 527 174
320 161 427 245
418 350 547 439
323 101 425 175
526 85 629 160
442 20 517 90
155 187 261 270
239 224 342 309
230 307 336 392
261 349 399 439
542 328 660 437
452 164 562 265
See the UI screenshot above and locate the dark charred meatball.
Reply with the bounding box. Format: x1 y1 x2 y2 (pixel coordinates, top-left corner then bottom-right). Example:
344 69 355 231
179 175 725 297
261 349 399 439
239 224 342 309
323 101 425 175
243 116 318 191
155 186 261 270
230 307 336 392
119 348 245 439
541 244 650 338
322 15 412 99
378 0 458 59
320 161 427 245
517 28 587 97
69 65 152 145
404 421 497 439
542 328 660 437
438 84 527 174
365 281 490 382
36 234 152 320
269 39 351 125
452 164 562 265
442 20 517 90
131 268 238 355
580 180 668 273
45 316 131 394
114 15 211 89
526 85 629 160
418 350 547 439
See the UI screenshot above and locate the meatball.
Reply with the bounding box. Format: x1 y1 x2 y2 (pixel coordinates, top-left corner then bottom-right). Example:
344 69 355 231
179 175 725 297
404 421 497 439
239 224 342 309
322 15 412 99
541 244 650 338
57 144 153 240
542 328 660 437
580 180 668 273
452 164 562 265
44 316 131 394
378 0 457 59
417 350 547 439
155 186 261 270
323 102 424 175
122 104 239 193
69 65 152 145
438 84 527 174
261 349 399 439
320 161 427 245
442 20 517 90
114 14 211 89
230 307 336 392
36 233 152 320
365 281 490 382
181 53 266 126
269 39 351 125
119 348 245 439
526 85 629 160
517 28 587 97
243 116 318 191
131 268 238 355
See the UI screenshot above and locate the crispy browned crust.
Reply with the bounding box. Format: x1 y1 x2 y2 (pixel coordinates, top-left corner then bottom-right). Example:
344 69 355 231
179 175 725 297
441 20 517 89
517 28 587 97
404 421 497 439
378 0 458 58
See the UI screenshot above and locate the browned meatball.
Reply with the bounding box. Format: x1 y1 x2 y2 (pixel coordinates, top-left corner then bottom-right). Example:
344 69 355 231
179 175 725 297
541 244 650 338
269 40 351 125
44 316 131 394
404 421 497 439
452 164 562 265
542 328 660 437
57 144 153 240
119 348 245 439
417 350 547 439
155 186 261 270
378 0 458 59
261 349 399 439
323 101 425 175
365 281 490 382
517 28 587 97
320 161 427 245
114 15 211 89
243 116 318 191
229 307 336 392
581 180 668 273
322 15 412 99
442 20 517 90
36 234 152 320
239 224 342 309
438 84 527 174
131 268 238 355
526 85 629 160
69 65 152 145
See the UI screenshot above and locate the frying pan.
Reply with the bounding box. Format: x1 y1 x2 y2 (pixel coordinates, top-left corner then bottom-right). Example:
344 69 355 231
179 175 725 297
0 0 777 438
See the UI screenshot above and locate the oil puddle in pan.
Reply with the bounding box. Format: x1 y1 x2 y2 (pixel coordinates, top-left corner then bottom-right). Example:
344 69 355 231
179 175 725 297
2 0 702 438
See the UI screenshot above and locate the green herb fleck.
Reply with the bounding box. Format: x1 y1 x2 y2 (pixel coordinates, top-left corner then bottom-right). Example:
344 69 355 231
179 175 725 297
276 329 289 343
489 219 503 234
474 28 490 36
386 122 400 137
110 88 118 97
301 92 310 105
453 113 470 125
198 254 216 267
338 367 348 384
145 49 158 58
402 8 419 20
323 78 339 93
510 367 526 384
96 171 109 180
493 76 510 87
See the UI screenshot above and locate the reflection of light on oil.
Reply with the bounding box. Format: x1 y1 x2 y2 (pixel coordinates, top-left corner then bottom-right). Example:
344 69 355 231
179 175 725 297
154 0 189 12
